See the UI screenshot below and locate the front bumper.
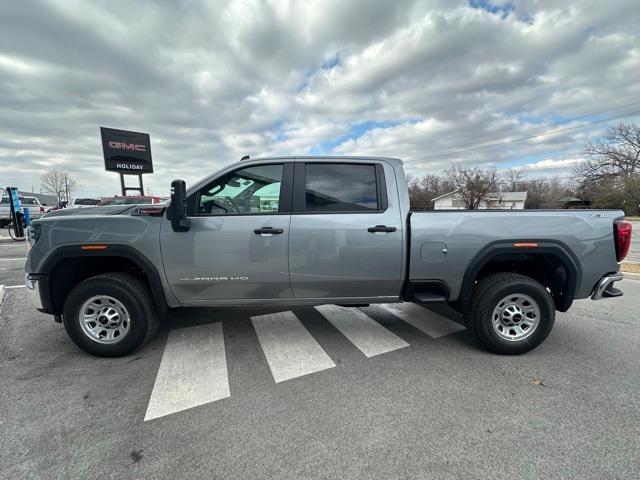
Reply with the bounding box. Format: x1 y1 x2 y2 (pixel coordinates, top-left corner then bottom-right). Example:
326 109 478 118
25 273 44 310
591 272 624 300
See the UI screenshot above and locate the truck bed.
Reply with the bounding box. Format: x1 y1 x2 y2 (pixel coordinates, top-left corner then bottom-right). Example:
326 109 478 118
408 209 624 302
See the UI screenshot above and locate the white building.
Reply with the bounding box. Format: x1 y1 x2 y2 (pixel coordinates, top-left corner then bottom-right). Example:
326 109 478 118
432 191 528 210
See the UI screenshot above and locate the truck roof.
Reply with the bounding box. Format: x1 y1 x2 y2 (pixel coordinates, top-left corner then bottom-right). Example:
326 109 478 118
246 155 404 166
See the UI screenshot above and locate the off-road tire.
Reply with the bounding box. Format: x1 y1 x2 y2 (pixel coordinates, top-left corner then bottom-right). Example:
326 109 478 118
464 272 555 355
62 273 158 357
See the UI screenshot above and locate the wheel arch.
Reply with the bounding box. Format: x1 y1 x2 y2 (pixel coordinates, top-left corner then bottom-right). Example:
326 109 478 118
459 240 581 312
39 244 168 316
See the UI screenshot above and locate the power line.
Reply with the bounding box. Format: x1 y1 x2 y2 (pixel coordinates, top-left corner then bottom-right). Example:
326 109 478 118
402 99 640 161
403 106 640 163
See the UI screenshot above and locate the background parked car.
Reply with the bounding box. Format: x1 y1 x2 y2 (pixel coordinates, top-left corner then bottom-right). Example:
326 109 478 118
0 195 46 226
97 195 167 206
67 197 103 208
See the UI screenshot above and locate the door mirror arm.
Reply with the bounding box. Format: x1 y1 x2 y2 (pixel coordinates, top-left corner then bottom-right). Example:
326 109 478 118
167 179 191 232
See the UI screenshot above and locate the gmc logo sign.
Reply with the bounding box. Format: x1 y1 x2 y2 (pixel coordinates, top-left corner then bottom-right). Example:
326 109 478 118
108 141 146 152
101 127 153 173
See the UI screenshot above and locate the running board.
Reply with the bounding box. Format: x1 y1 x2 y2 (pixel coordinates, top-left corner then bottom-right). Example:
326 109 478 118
412 293 447 304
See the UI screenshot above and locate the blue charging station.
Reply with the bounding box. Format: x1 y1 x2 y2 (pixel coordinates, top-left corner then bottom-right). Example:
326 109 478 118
5 186 28 239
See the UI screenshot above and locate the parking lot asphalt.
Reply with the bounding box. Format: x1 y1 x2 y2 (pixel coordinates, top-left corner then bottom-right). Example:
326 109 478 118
1 237 639 479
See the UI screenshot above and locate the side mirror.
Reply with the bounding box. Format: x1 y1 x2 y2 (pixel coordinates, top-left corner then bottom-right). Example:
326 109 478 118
167 179 191 232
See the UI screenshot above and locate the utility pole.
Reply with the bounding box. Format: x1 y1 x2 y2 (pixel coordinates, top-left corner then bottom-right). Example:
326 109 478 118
64 175 69 202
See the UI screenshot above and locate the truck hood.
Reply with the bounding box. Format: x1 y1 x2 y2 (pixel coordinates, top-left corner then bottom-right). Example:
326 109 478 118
41 205 134 218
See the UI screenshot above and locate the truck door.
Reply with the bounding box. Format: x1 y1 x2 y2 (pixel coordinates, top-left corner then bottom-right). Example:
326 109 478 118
289 160 403 300
160 162 293 304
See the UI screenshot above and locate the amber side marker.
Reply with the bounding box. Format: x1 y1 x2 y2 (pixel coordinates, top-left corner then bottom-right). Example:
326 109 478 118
513 242 538 248
81 245 108 251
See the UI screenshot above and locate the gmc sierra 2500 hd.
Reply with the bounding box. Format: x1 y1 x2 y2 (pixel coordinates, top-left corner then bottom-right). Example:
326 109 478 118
24 156 632 357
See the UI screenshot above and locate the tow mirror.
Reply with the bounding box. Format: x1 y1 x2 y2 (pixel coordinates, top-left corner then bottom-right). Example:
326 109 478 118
167 179 190 232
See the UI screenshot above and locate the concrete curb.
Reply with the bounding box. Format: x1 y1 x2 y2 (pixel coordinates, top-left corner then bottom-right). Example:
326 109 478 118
623 272 640 281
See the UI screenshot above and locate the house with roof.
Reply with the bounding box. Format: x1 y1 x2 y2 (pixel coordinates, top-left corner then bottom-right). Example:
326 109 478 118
432 191 528 210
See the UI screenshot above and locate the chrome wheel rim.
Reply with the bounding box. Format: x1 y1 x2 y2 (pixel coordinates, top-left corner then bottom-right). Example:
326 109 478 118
79 295 131 344
491 293 540 342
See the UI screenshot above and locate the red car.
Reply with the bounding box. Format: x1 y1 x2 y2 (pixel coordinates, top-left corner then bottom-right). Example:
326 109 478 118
97 195 167 206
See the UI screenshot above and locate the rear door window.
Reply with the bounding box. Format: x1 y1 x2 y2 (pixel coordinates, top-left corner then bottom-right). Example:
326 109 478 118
303 163 379 212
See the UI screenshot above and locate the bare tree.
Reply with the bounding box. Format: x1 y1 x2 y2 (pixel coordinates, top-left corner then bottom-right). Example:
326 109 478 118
577 122 640 184
41 169 77 202
502 168 526 191
521 177 570 209
573 122 640 214
407 174 454 210
444 166 499 209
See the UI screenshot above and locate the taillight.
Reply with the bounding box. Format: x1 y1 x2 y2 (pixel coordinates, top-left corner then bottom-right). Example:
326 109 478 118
614 220 632 262
40 207 45 213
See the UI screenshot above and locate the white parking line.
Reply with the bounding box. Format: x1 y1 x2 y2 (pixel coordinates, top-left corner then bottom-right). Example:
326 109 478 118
380 303 466 338
251 311 335 383
5 285 26 289
0 285 5 306
315 305 409 357
144 323 230 421
0 257 27 261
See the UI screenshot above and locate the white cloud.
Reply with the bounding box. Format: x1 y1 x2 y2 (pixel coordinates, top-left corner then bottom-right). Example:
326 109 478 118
523 158 582 170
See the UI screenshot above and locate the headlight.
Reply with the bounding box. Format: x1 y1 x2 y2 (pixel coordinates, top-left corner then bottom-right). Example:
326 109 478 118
26 224 41 249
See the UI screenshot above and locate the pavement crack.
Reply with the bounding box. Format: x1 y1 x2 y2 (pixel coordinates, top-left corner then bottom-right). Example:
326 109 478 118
130 449 144 464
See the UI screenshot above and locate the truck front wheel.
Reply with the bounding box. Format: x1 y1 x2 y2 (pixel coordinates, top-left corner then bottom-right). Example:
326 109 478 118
465 272 555 355
62 273 159 357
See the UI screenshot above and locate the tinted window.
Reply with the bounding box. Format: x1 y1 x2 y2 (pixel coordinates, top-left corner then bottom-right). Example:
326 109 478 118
193 164 283 215
125 197 152 204
304 163 378 212
75 198 101 205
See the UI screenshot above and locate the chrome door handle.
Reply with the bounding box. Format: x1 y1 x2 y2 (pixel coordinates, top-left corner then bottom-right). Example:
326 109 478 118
367 225 397 233
254 227 284 236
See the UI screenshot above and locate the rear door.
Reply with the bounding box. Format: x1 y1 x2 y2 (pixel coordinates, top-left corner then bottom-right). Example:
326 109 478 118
288 160 403 300
160 162 293 304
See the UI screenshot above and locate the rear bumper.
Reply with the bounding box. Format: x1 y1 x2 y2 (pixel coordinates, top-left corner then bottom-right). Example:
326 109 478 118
591 272 624 300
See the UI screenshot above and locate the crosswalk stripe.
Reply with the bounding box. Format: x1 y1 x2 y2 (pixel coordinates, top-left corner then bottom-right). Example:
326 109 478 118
380 303 466 338
315 305 409 357
251 311 335 383
144 323 230 421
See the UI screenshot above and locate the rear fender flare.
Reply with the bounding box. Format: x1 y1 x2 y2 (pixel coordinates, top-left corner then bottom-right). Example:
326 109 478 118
459 240 581 312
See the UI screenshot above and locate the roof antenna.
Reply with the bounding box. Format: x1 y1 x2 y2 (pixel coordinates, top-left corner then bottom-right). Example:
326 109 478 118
240 155 250 161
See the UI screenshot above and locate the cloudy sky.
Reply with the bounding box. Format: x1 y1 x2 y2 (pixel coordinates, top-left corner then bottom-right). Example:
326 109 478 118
1 0 639 197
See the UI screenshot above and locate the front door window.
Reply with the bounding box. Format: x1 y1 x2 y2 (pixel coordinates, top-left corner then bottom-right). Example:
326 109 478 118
191 164 283 215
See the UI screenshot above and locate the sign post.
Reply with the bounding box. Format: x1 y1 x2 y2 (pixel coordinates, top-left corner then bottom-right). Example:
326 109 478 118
100 127 153 196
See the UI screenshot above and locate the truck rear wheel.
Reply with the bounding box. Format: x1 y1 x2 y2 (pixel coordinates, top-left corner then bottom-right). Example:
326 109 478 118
62 273 159 357
465 272 555 355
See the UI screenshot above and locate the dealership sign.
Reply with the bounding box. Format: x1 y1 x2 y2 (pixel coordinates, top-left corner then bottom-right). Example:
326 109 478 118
100 127 153 173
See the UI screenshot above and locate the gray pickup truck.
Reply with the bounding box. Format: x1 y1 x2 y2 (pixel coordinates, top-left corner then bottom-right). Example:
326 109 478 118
25 156 632 357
